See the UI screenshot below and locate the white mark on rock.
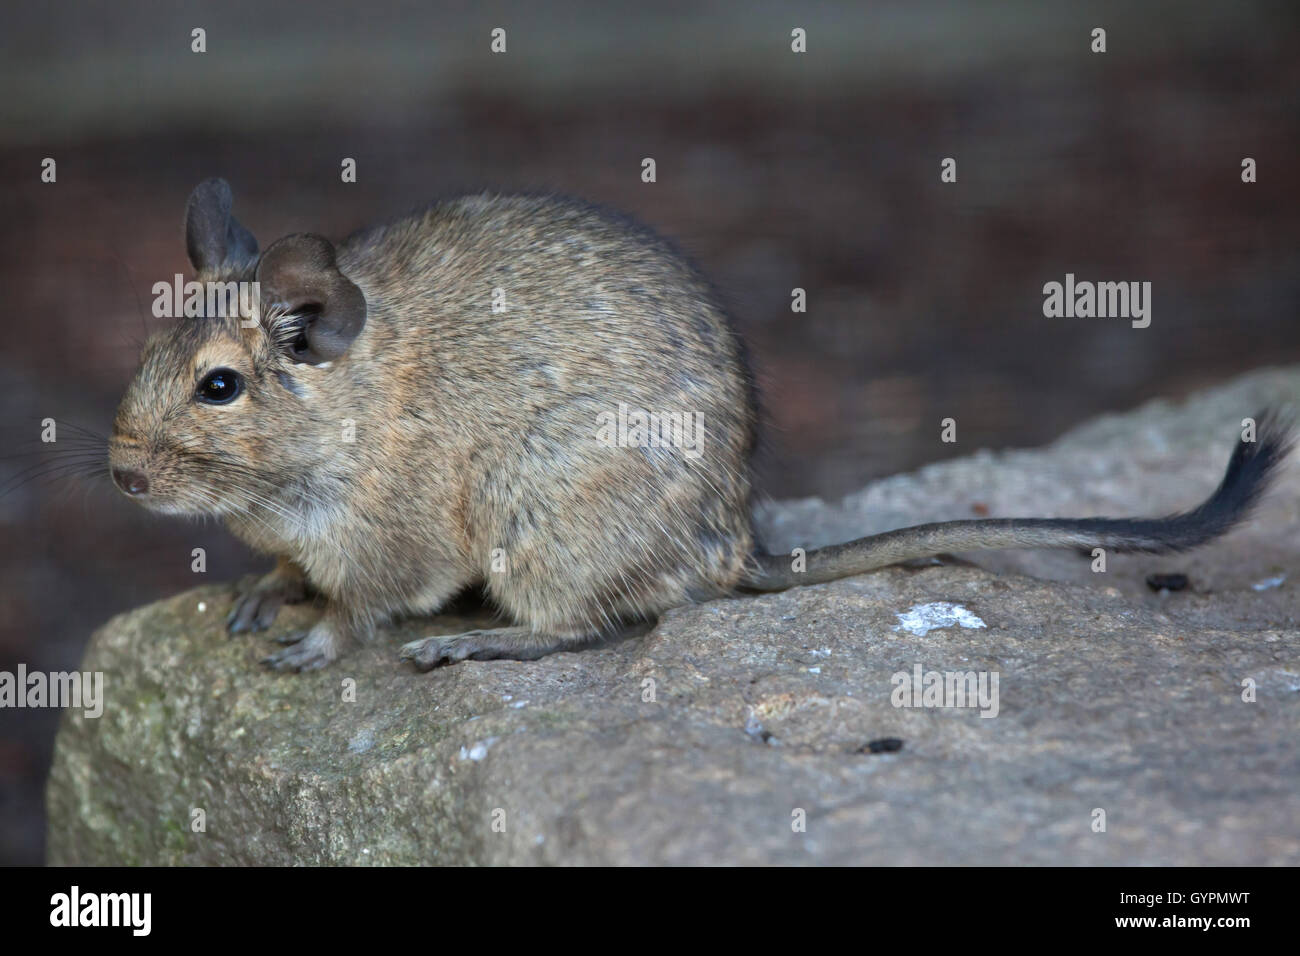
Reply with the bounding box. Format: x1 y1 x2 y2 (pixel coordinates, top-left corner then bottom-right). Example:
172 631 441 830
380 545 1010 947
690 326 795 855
459 737 499 762
1252 574 1286 592
807 666 821 674
197 601 207 612
348 729 375 754
894 602 987 636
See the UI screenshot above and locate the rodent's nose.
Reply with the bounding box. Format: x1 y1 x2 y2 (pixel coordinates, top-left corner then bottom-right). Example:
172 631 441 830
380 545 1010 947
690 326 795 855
112 468 149 496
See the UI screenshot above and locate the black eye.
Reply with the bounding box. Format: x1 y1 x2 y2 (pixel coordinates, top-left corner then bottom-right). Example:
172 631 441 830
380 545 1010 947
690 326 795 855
197 368 243 405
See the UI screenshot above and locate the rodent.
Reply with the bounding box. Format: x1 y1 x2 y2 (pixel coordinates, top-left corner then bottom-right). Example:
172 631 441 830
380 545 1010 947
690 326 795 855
107 178 1293 672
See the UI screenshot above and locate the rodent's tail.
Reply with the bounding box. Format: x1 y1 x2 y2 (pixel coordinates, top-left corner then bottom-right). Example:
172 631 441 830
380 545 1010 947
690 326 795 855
740 408 1294 591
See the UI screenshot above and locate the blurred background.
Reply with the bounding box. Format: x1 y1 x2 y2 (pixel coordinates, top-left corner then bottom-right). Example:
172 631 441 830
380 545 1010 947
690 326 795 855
1 0 1297 864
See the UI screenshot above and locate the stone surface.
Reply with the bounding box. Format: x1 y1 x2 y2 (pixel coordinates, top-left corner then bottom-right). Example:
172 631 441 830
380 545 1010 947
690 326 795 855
47 368 1300 865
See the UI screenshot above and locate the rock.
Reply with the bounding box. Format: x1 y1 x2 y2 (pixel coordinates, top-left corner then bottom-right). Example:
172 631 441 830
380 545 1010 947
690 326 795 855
47 368 1300 864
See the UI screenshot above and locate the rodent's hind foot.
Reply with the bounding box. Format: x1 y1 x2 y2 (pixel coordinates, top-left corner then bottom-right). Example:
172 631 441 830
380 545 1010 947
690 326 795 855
228 560 310 635
399 627 596 671
261 621 347 673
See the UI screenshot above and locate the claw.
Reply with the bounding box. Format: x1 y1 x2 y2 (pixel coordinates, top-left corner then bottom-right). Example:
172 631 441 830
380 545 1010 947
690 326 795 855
262 641 329 672
399 634 470 671
227 564 309 635
259 622 345 673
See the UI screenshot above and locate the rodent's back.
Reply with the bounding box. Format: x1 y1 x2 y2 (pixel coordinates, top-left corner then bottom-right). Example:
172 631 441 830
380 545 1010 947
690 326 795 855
334 194 760 629
338 193 752 424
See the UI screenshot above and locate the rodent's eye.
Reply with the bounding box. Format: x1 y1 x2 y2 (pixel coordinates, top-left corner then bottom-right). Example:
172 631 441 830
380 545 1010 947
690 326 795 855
196 368 244 405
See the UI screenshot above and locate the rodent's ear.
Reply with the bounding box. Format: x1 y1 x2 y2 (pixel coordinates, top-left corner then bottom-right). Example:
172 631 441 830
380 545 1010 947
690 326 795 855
185 178 259 273
256 234 367 365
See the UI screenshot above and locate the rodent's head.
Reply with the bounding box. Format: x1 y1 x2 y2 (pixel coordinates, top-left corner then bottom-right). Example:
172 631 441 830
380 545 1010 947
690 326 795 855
108 178 367 517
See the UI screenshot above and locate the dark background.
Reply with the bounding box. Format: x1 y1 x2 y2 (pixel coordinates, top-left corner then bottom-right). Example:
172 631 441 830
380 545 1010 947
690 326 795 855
1 1 1297 865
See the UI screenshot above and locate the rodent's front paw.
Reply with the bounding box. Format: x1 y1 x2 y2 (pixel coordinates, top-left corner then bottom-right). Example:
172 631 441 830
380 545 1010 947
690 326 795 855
228 566 309 634
228 590 287 635
261 628 340 673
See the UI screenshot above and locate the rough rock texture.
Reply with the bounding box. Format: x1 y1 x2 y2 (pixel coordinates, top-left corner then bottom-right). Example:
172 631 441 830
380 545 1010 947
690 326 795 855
48 368 1300 865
